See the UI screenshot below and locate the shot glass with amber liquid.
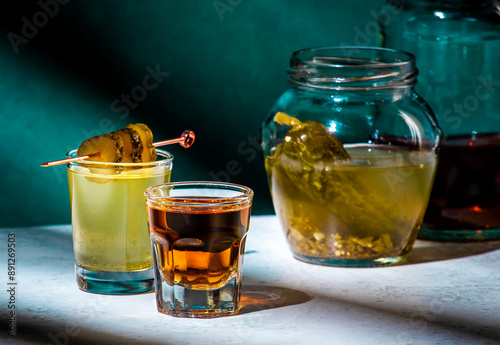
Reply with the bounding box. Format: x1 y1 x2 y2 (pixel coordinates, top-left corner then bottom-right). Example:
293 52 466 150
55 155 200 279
145 181 253 318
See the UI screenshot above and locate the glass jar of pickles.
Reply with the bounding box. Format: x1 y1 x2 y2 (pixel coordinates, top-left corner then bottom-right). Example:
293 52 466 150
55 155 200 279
261 47 441 267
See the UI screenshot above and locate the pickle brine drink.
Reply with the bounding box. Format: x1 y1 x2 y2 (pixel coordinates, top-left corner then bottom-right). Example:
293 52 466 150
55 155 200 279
63 123 175 294
68 159 172 272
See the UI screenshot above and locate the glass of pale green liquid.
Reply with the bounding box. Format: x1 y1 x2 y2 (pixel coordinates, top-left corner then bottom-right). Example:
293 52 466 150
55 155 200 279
66 149 173 294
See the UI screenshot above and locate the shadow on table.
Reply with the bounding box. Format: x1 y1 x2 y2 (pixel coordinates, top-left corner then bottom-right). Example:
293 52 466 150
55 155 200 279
310 290 500 345
399 239 500 265
9 321 168 345
239 285 312 315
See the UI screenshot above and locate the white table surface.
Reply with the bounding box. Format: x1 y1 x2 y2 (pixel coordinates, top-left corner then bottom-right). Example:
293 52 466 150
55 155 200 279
2 215 500 345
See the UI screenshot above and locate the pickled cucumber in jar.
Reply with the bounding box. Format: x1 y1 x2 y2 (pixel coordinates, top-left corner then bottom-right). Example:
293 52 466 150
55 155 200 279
266 113 437 265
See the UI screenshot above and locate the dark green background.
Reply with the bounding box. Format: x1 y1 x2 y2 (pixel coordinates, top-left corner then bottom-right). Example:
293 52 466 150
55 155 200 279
0 0 383 227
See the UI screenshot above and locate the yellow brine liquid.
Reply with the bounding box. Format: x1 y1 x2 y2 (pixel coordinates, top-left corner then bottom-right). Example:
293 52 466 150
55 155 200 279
68 164 171 272
266 144 437 263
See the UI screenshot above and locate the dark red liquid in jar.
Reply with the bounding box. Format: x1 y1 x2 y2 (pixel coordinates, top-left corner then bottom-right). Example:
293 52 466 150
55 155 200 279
423 133 500 231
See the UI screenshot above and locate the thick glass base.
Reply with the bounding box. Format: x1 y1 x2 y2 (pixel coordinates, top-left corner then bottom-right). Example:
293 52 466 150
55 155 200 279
292 254 407 267
418 227 500 242
156 278 240 318
75 264 154 295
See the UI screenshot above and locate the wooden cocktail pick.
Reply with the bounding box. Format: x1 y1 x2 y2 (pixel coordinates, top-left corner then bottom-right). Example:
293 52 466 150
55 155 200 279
41 130 195 167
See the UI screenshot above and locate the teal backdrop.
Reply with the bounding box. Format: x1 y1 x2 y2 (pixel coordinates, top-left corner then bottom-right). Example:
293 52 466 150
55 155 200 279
0 0 383 227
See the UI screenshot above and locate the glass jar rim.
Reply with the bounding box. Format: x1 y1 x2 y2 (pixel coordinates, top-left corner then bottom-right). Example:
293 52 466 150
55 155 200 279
144 181 254 207
291 46 416 68
66 148 173 168
289 46 418 91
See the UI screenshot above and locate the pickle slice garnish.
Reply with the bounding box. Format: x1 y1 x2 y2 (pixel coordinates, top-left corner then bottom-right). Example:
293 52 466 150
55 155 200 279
77 133 124 163
126 123 157 162
114 128 143 163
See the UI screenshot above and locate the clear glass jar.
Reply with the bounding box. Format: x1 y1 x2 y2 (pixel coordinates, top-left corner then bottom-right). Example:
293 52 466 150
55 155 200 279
379 0 500 241
261 47 441 267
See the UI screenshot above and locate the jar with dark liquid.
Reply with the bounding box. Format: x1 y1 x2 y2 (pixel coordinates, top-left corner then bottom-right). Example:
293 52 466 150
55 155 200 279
379 0 500 240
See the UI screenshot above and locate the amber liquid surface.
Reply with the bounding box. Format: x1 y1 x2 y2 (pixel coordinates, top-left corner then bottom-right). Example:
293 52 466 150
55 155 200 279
423 134 500 230
148 200 251 290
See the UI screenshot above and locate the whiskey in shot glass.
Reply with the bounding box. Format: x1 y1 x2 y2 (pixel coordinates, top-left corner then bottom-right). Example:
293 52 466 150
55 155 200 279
145 181 253 318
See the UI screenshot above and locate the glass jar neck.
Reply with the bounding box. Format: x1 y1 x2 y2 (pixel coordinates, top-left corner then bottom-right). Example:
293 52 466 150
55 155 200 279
288 47 418 96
